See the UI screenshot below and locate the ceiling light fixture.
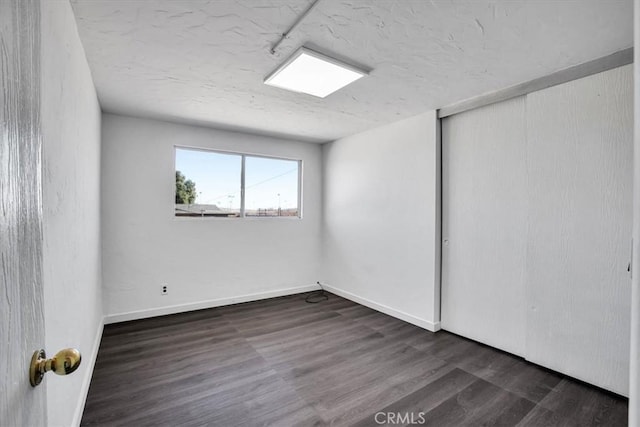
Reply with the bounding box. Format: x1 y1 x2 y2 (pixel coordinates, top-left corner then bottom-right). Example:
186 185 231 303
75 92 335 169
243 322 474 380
264 47 368 98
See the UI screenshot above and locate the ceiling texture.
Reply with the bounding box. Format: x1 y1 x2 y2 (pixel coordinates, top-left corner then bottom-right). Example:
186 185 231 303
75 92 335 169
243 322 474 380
70 0 633 143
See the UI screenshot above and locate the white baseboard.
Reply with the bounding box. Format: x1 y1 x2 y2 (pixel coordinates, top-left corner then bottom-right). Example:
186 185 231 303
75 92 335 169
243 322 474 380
72 318 104 427
322 284 441 332
104 284 321 324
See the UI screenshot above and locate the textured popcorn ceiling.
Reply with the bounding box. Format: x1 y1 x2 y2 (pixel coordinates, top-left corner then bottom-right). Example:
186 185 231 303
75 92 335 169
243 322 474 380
70 0 633 142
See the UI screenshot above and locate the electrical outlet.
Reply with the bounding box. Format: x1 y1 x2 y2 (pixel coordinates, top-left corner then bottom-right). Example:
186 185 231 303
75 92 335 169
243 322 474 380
161 285 168 295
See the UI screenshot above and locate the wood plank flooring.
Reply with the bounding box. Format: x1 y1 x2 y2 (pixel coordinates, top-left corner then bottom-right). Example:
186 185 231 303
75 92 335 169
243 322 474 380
82 293 628 426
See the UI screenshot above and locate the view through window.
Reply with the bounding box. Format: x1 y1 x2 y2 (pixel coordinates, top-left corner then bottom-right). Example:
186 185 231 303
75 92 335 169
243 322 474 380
175 147 300 218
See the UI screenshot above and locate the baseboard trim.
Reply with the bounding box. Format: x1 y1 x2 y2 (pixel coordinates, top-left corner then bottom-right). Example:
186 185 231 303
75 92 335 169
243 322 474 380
72 318 104 427
322 284 441 332
104 284 321 324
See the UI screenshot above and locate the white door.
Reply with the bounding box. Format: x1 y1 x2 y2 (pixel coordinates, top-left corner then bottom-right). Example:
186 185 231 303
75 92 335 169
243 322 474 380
441 96 528 357
0 0 48 425
524 65 633 396
441 65 632 395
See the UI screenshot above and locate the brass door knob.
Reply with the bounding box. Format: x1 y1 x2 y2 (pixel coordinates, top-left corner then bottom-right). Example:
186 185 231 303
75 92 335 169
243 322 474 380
29 348 82 387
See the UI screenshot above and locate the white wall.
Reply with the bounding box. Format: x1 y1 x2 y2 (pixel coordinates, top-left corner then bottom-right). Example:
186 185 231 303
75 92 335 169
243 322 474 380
41 1 103 426
322 111 441 331
101 114 322 321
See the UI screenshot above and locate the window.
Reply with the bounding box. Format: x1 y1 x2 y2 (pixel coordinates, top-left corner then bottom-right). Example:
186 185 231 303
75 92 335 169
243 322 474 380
174 147 301 218
244 156 299 217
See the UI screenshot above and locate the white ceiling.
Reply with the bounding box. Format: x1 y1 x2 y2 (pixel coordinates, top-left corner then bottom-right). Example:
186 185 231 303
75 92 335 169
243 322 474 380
70 0 633 143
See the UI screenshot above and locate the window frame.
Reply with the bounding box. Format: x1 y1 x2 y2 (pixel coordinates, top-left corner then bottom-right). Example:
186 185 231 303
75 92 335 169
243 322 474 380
173 145 303 220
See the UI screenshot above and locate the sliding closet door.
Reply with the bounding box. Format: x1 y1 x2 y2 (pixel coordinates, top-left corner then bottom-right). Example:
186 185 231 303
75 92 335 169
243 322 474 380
525 65 633 395
441 97 527 356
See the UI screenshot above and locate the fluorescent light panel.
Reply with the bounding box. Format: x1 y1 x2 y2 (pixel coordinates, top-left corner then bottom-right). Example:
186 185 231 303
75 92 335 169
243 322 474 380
265 47 367 98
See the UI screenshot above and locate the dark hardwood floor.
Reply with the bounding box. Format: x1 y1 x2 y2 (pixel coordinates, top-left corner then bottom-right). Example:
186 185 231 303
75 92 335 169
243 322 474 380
82 292 628 426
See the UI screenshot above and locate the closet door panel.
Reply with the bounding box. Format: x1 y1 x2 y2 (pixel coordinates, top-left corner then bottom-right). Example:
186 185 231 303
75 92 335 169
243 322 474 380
525 65 633 395
441 96 527 356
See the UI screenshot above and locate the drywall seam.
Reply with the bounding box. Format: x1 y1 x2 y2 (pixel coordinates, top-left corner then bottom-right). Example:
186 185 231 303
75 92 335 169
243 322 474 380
104 284 320 324
322 283 441 332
